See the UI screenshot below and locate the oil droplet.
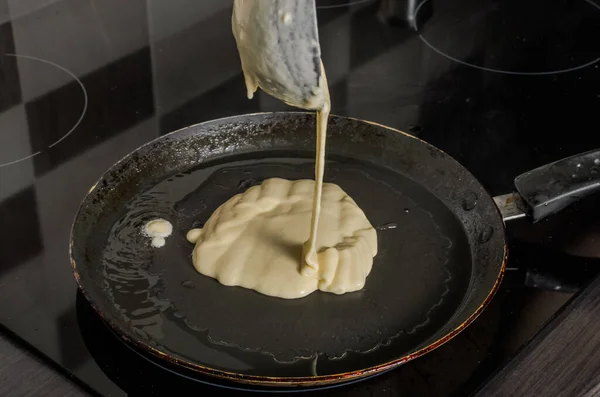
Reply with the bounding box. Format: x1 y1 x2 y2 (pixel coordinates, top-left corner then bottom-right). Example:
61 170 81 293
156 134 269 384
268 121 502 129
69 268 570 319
577 163 582 168
595 158 600 165
404 208 410 213
377 222 398 231
182 280 196 289
462 191 479 211
479 226 494 243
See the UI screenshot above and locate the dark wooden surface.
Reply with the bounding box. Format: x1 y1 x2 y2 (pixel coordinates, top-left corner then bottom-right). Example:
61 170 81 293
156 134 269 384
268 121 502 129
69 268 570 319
473 274 600 397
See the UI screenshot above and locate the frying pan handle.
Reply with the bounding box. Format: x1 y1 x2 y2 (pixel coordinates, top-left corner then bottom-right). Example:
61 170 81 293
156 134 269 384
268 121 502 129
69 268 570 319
512 148 600 223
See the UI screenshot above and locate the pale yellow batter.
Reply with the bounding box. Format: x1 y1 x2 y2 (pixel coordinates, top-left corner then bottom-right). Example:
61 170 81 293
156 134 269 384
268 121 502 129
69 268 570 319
185 89 379 298
184 3 377 299
143 218 172 248
186 178 377 299
301 65 331 278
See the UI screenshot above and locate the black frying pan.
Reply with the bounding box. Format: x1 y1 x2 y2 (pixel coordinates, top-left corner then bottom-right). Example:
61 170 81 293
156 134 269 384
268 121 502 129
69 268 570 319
70 112 599 388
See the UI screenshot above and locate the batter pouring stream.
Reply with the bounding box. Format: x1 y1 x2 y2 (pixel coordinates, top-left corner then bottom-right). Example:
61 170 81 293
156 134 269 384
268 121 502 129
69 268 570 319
185 1 378 299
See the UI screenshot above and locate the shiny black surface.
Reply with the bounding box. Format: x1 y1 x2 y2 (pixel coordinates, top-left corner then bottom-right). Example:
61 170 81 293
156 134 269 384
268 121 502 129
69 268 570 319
0 0 599 396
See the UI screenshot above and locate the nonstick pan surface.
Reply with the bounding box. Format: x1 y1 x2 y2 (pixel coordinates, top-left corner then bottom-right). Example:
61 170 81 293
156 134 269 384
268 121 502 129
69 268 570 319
70 112 506 387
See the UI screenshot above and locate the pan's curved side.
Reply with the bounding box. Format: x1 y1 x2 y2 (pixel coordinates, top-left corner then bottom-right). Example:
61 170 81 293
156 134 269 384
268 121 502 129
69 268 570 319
70 112 506 386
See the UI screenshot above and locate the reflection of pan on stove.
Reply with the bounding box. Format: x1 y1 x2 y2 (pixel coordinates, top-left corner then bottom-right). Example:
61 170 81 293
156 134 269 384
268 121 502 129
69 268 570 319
70 112 600 388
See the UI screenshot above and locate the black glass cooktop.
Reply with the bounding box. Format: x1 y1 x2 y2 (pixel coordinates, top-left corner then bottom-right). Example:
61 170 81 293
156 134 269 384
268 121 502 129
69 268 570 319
1 0 600 396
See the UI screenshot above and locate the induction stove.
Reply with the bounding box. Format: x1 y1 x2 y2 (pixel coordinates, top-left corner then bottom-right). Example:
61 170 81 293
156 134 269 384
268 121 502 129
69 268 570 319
1 0 600 396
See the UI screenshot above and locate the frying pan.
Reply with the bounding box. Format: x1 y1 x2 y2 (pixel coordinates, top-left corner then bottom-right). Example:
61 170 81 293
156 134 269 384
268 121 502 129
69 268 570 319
70 112 600 388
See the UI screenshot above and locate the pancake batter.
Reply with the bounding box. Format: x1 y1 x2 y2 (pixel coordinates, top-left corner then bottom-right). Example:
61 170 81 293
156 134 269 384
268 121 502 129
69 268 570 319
185 2 378 299
186 178 377 299
143 218 172 248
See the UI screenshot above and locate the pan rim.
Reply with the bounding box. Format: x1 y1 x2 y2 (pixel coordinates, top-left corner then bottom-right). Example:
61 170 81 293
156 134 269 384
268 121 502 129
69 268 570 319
69 111 508 387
